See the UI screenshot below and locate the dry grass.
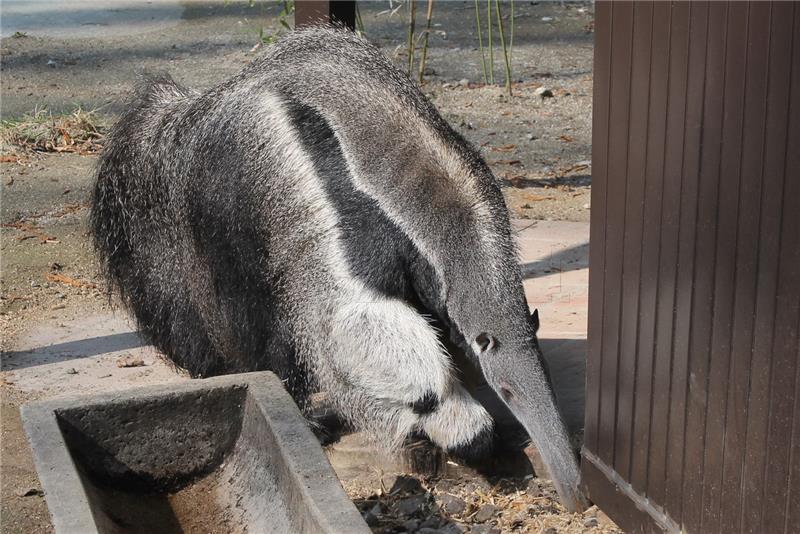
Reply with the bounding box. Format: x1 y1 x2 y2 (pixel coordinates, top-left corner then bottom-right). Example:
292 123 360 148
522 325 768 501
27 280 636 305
0 108 105 155
344 473 623 533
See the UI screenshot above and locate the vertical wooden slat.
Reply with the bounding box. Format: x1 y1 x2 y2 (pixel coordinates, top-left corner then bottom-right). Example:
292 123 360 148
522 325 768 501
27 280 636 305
642 0 674 507
760 6 800 532
616 1 653 487
784 12 800 533
708 2 751 530
597 0 634 468
585 0 613 456
674 3 710 531
696 3 731 531
660 2 702 520
657 1 691 518
741 4 794 532
721 4 773 533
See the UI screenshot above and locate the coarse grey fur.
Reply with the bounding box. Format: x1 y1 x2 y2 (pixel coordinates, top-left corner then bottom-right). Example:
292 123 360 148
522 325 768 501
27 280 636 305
90 27 586 511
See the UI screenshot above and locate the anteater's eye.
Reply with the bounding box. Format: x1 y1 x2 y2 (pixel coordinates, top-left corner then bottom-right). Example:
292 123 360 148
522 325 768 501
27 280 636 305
474 333 495 353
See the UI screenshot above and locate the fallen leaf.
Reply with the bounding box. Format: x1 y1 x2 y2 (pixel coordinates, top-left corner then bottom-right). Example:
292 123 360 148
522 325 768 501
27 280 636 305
45 272 96 289
491 144 517 153
558 135 575 143
523 193 556 202
0 155 21 163
493 159 522 166
561 163 589 175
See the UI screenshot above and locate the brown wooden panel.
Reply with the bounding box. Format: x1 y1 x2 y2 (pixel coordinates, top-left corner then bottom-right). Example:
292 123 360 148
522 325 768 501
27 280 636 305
641 1 674 507
785 10 800 532
616 1 654 486
722 4 774 533
585 0 613 456
761 8 800 533
695 3 732 531
294 1 355 30
673 3 710 530
597 0 635 468
740 4 795 532
584 2 800 532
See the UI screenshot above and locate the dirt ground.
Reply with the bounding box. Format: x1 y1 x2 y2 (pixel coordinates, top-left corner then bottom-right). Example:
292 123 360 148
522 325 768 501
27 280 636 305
1 2 597 532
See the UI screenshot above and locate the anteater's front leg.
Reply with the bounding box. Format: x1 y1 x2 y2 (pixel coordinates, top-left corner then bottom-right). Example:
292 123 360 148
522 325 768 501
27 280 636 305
319 296 494 455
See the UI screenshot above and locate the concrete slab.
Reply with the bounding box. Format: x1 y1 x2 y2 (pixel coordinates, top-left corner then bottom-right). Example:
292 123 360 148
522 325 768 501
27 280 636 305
22 372 369 534
2 312 186 397
514 219 590 340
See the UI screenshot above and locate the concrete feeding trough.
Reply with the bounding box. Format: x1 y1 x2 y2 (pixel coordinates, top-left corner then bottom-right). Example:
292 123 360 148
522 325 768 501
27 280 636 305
22 372 370 534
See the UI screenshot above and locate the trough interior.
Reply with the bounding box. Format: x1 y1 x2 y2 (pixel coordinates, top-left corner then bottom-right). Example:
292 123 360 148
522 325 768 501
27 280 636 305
54 384 296 533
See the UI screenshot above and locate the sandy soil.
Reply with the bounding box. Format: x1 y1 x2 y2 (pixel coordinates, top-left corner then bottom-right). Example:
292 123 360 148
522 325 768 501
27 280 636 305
1 2 596 533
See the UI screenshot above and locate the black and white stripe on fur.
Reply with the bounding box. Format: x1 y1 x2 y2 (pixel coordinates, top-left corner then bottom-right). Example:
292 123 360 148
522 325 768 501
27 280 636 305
91 27 585 511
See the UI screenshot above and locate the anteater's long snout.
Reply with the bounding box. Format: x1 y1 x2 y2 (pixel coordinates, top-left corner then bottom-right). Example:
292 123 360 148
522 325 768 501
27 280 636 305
479 351 588 513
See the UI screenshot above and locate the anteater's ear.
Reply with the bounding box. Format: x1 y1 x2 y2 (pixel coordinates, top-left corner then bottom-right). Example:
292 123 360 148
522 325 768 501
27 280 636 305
530 309 540 334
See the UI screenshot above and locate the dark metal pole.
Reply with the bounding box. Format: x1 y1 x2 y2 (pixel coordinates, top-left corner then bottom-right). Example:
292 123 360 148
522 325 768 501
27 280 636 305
295 1 356 30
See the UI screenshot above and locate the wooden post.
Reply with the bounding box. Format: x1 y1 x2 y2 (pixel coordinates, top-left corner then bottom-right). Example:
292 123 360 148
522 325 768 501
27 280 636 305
295 1 356 30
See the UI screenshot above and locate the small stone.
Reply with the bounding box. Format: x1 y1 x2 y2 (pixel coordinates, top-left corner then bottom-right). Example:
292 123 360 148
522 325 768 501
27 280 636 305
583 203 591 209
439 523 465 533
116 354 146 368
401 519 419 531
363 510 379 527
389 474 422 494
46 59 58 67
473 504 498 523
470 525 500 534
584 517 599 528
526 133 537 140
440 493 467 515
420 516 441 528
458 78 470 87
541 16 554 22
423 67 437 76
442 82 453 88
65 368 78 375
534 86 554 98
396 494 427 516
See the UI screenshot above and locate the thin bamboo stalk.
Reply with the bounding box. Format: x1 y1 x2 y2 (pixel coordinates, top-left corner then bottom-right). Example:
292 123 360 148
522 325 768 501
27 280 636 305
418 0 434 83
407 0 417 75
494 0 512 96
509 0 514 65
474 0 488 83
486 0 494 84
